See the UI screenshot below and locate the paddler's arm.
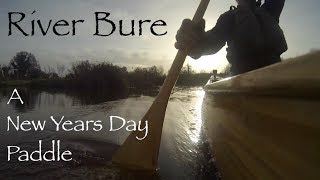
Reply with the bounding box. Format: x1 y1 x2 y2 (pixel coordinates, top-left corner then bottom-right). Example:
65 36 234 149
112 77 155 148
262 0 285 22
192 11 234 58
175 11 233 59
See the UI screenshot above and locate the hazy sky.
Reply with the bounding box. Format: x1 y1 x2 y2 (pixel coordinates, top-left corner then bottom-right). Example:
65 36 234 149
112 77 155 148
0 0 319 72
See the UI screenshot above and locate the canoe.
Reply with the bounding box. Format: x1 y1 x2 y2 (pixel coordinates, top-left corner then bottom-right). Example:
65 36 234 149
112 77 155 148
202 52 320 179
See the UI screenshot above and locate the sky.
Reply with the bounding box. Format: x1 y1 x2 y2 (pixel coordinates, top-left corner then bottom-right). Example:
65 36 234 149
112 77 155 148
0 0 319 73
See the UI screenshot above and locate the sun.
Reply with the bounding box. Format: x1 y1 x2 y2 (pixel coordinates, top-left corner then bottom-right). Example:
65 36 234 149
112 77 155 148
185 47 229 73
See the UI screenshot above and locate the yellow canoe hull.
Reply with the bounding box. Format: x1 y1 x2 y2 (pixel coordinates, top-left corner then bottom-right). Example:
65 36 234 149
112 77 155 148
202 53 320 179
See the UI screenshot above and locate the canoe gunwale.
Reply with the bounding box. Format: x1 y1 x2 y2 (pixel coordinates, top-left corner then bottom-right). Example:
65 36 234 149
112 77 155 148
204 57 320 98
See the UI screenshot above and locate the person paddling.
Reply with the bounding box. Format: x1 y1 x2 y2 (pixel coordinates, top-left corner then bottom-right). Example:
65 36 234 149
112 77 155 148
175 0 288 75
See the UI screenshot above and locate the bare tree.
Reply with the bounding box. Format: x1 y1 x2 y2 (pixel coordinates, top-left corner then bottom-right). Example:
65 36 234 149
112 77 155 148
181 64 194 75
57 64 66 77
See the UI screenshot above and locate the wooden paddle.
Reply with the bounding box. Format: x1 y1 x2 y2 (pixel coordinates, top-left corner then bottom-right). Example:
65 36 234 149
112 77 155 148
112 0 211 171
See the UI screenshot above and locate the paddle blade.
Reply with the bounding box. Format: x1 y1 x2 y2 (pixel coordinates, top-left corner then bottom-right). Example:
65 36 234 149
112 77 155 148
112 99 168 170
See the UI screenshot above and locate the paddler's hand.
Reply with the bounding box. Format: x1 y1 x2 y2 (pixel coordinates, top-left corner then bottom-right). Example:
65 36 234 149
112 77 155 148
175 18 206 51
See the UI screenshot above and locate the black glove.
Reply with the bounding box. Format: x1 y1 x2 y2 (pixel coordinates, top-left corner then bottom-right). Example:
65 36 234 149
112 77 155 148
175 18 206 51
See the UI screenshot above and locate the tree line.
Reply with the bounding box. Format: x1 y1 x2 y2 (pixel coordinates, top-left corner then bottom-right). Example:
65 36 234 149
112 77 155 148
1 51 215 91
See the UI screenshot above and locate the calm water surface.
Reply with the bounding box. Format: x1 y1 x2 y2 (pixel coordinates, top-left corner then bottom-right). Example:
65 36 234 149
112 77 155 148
0 87 218 179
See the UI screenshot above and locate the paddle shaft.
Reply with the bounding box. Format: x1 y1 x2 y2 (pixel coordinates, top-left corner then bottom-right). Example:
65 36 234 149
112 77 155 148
158 0 211 100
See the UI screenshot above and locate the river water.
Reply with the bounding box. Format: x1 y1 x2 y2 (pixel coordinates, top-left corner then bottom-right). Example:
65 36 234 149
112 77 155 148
0 87 219 179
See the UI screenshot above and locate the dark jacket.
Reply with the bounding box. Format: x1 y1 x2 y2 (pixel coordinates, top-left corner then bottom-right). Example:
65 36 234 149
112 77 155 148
190 0 287 75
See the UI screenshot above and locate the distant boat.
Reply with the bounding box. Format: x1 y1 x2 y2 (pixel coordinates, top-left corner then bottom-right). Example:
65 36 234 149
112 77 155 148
202 52 320 179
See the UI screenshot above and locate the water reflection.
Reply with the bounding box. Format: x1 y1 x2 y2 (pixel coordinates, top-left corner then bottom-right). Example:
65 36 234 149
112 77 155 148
189 90 205 143
0 87 141 113
0 87 218 179
0 87 41 113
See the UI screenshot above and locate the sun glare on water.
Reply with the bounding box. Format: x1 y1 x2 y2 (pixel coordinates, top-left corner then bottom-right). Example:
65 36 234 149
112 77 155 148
189 89 205 143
